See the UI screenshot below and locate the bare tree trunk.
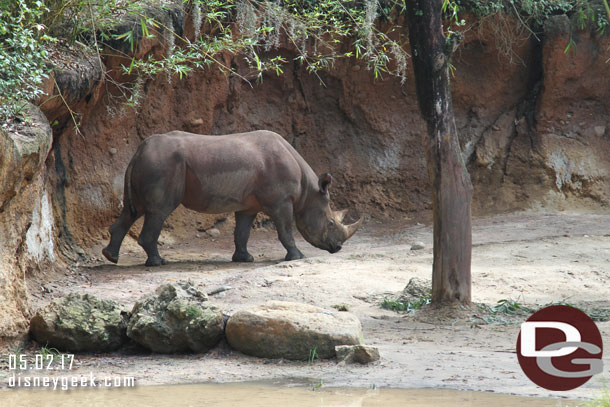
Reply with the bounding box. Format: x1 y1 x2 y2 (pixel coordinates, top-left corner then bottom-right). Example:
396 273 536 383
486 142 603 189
405 0 473 304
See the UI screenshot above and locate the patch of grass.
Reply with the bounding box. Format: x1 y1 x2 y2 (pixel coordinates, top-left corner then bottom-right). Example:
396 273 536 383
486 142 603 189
542 301 610 322
0 343 25 369
311 379 323 391
587 386 610 407
478 299 534 316
380 296 431 313
587 308 610 322
308 346 319 364
472 299 533 325
332 303 350 312
474 299 610 326
40 344 62 359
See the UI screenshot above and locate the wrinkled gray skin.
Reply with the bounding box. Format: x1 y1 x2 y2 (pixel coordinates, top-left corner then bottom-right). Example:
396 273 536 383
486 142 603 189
103 130 362 266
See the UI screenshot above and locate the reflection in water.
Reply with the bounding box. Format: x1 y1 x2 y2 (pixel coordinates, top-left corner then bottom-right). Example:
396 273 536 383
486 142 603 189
1 383 578 407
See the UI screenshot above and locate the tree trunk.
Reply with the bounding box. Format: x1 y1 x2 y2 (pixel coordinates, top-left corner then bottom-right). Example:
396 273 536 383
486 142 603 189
405 0 473 304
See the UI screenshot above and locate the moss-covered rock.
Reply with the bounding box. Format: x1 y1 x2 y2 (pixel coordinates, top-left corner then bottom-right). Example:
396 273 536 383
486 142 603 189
29 293 128 352
126 281 223 353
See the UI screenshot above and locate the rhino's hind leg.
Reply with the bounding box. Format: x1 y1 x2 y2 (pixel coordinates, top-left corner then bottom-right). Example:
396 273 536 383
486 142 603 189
232 211 256 262
138 212 169 267
103 207 139 264
267 202 304 261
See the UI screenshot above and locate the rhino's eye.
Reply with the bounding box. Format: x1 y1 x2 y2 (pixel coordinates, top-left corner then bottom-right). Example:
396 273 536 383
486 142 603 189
329 220 335 226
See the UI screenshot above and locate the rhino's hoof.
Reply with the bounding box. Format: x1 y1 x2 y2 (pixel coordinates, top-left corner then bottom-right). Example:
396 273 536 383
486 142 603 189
102 247 118 264
232 252 254 263
284 250 304 261
145 256 167 267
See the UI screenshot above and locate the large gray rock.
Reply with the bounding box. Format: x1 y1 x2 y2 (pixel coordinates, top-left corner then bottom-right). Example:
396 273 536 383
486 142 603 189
29 293 128 352
225 301 364 360
127 282 223 353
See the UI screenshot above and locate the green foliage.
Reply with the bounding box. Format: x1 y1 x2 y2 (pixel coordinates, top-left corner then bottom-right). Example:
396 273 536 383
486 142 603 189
452 0 610 33
492 298 532 314
474 299 610 325
381 295 432 313
42 0 148 42
311 379 323 391
477 298 533 316
308 345 319 364
471 298 533 325
542 300 610 322
587 386 610 407
39 344 62 359
136 0 409 84
2 0 609 121
0 0 51 120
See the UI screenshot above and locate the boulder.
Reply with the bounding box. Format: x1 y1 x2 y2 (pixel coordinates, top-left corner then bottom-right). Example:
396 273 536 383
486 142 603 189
127 281 223 353
399 277 431 302
335 345 380 364
29 293 128 352
225 301 364 360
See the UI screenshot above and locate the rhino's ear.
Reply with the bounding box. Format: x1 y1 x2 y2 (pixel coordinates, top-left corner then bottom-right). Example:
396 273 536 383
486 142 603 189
318 173 332 194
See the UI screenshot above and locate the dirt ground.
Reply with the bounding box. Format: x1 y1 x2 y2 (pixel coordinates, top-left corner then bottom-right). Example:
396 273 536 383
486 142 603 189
12 211 610 399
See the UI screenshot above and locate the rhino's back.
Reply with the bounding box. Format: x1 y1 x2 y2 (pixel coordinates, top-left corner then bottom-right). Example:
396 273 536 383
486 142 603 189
136 130 311 213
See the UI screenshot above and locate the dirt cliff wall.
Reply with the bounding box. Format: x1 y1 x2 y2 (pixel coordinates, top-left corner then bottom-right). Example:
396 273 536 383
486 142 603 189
43 13 610 250
1 11 609 339
0 104 54 339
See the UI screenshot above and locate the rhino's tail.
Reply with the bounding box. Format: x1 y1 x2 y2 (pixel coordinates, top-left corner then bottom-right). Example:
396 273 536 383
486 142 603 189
123 153 138 219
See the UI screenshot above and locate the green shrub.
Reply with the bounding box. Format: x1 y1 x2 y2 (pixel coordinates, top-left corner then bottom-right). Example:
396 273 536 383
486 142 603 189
0 0 51 120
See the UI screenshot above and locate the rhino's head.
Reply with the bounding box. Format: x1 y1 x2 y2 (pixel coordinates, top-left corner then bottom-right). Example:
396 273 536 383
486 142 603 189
295 173 362 253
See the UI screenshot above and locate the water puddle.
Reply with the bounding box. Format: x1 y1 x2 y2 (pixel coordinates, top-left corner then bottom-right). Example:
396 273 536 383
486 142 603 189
1 383 581 406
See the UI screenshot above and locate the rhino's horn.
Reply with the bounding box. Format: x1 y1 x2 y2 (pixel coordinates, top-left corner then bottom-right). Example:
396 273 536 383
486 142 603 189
334 209 349 223
342 216 363 242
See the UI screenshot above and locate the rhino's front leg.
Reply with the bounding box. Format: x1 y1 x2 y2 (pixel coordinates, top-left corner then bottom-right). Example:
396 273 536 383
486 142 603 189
232 211 256 262
267 202 304 261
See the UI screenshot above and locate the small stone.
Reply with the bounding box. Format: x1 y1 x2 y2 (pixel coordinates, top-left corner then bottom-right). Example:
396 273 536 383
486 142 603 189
190 118 204 126
352 65 361 71
109 147 117 156
207 228 220 238
594 126 606 137
491 125 500 131
335 345 380 364
410 242 425 250
207 286 232 296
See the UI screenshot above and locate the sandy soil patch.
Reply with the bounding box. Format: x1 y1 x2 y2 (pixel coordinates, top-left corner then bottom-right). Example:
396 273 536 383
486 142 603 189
9 211 610 399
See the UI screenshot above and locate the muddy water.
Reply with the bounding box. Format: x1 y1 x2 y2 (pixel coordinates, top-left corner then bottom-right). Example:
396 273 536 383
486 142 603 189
1 383 580 407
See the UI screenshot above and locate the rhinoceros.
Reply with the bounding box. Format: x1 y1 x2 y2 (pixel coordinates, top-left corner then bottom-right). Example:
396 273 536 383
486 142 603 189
102 130 362 266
